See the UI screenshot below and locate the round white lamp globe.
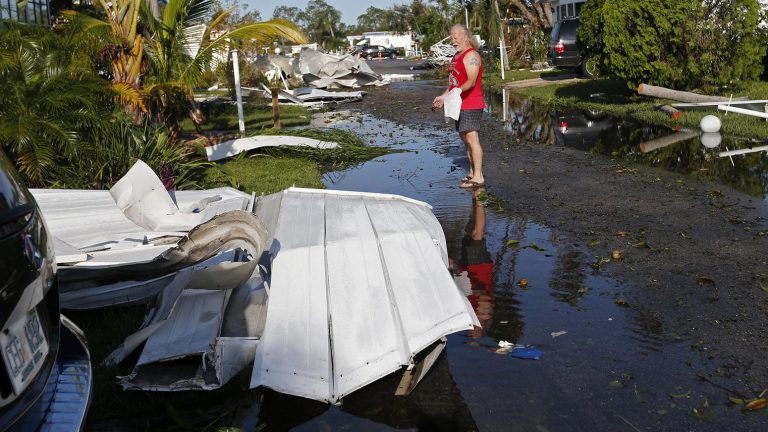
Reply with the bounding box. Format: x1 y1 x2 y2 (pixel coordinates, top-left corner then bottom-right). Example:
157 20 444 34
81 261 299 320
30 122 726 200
700 132 722 148
700 115 721 133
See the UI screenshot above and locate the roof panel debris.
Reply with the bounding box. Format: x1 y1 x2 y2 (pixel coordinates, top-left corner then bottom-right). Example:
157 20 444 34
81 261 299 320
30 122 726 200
31 162 479 401
298 49 387 89
205 134 339 162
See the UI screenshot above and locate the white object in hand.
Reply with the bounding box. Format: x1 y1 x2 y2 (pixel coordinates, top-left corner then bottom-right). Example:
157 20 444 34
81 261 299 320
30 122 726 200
444 87 462 121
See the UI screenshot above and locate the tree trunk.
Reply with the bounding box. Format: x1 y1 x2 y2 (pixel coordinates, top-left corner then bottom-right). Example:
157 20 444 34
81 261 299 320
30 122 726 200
493 0 509 71
532 2 553 28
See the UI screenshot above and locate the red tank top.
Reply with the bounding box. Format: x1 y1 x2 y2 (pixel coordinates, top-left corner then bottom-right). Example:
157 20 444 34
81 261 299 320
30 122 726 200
448 48 485 110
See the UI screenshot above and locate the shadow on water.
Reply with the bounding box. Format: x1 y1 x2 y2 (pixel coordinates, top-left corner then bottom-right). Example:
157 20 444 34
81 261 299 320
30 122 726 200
228 90 765 431
487 88 768 199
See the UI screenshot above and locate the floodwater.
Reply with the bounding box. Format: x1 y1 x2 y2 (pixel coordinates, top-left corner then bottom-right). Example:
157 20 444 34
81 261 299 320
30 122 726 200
487 88 768 199
244 86 765 431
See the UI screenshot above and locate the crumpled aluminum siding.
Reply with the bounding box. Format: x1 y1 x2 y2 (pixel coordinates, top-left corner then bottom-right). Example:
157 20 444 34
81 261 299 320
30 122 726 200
250 188 477 403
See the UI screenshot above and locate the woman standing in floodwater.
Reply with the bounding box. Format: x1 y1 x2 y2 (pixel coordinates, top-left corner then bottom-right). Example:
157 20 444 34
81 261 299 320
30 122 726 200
432 24 486 189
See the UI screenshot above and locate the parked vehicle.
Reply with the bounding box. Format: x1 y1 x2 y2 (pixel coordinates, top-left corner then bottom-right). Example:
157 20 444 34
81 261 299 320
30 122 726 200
359 45 398 60
552 108 613 150
547 18 598 78
0 151 92 431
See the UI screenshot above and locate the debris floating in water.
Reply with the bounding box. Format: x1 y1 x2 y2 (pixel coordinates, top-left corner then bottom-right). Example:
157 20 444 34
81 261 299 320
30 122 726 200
496 340 543 359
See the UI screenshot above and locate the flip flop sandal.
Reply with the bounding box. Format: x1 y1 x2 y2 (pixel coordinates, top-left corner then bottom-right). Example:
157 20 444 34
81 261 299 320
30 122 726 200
460 180 485 189
461 175 473 182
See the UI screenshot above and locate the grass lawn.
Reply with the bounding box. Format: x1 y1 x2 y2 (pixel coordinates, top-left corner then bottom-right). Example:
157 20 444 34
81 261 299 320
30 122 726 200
501 77 768 139
200 127 391 194
203 155 325 194
484 67 574 86
180 100 312 133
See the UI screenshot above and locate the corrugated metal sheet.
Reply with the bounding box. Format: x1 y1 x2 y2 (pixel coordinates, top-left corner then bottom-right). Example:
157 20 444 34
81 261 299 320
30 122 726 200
31 187 250 255
251 188 477 403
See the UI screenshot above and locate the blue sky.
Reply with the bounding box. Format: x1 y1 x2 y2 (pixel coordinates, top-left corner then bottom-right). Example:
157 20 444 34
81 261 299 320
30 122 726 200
243 0 404 25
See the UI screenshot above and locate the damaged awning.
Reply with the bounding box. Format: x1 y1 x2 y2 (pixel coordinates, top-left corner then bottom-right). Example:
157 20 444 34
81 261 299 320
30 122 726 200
251 85 364 107
32 160 251 257
298 49 386 89
34 164 478 400
250 188 478 403
31 160 262 309
112 188 476 399
205 134 339 162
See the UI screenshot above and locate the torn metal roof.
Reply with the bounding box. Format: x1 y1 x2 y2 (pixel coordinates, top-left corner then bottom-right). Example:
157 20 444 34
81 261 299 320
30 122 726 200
111 188 477 400
32 162 478 400
205 134 339 162
250 188 478 403
298 49 386 89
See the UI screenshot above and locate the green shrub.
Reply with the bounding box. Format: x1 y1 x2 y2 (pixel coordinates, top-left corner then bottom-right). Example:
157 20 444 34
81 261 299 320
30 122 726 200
580 0 765 90
46 116 214 190
0 21 113 185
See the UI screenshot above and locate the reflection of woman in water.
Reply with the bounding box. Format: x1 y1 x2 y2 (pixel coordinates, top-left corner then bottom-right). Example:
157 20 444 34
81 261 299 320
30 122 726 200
452 188 494 338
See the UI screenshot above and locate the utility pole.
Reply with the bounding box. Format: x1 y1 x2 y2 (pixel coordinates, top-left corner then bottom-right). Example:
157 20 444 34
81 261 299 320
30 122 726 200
463 0 470 28
231 48 245 133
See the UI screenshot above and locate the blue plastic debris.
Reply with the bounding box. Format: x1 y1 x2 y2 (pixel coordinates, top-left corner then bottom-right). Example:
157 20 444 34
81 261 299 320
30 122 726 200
507 346 543 360
496 340 543 360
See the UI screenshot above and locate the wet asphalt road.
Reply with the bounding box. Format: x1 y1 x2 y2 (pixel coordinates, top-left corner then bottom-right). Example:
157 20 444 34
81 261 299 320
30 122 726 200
256 69 768 431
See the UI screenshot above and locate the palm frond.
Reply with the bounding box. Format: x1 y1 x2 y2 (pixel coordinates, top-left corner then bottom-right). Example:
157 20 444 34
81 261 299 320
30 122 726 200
112 82 146 111
161 0 191 30
200 7 233 47
183 20 307 85
59 10 111 32
185 0 215 26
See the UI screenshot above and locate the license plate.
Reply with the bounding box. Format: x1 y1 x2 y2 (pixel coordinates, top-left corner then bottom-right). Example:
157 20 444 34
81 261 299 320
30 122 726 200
1 309 49 394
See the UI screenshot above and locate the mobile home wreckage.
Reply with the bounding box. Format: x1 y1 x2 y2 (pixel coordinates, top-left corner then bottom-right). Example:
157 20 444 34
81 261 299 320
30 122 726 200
31 161 479 403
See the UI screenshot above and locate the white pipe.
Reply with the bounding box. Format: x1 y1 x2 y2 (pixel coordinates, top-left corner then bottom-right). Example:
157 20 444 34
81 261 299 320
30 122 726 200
499 38 505 80
464 6 469 28
718 145 768 157
502 87 508 122
232 49 245 133
717 105 768 119
673 100 768 107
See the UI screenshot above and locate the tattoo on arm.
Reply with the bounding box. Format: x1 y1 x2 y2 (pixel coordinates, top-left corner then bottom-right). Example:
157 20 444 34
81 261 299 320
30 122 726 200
469 57 479 67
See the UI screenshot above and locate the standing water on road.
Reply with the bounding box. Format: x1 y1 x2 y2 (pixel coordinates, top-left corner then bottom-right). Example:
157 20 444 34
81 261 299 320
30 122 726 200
488 88 768 199
247 101 758 431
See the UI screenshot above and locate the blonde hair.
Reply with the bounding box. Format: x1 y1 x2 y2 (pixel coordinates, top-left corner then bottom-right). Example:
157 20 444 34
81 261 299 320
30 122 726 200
451 24 479 50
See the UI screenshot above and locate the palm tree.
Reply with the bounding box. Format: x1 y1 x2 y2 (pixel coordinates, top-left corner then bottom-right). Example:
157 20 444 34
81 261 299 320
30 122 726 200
69 0 307 136
140 0 307 136
0 22 111 184
61 0 147 113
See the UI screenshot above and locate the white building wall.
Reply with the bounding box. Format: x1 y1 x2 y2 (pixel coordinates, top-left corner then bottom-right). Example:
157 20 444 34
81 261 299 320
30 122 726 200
362 32 413 50
547 0 587 23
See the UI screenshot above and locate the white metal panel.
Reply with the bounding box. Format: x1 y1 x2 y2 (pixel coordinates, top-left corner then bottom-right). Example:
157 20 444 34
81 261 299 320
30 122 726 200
250 188 477 403
31 187 250 251
205 135 338 162
365 199 474 355
138 289 230 365
251 191 331 401
324 194 406 399
32 189 147 249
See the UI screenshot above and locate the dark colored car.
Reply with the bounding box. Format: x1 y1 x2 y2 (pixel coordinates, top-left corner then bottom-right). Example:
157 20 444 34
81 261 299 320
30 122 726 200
552 108 613 150
547 18 598 78
359 45 398 60
0 151 91 431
